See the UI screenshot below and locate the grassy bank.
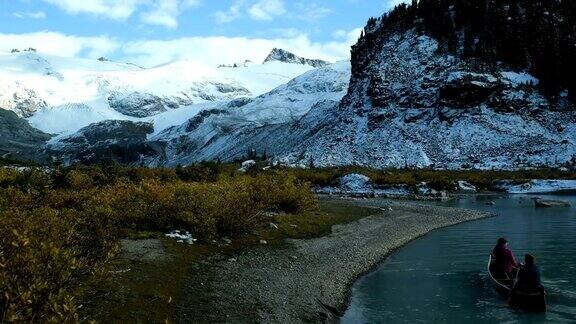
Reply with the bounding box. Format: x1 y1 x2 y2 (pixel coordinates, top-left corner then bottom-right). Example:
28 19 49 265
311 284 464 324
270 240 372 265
287 167 576 191
0 164 316 322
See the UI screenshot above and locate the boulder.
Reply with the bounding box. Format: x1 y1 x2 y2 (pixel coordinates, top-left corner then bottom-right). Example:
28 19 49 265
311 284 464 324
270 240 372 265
339 173 373 193
457 181 477 193
416 182 432 196
238 160 257 172
534 199 571 208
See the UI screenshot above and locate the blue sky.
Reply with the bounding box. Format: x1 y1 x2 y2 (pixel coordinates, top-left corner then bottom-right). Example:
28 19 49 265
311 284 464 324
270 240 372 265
0 0 407 67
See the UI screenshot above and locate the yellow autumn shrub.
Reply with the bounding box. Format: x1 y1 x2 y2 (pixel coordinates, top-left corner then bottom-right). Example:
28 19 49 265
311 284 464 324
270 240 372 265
0 165 317 322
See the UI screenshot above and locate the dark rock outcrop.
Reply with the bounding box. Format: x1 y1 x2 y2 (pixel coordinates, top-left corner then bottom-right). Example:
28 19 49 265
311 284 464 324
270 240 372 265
0 108 51 162
47 120 161 165
108 92 169 117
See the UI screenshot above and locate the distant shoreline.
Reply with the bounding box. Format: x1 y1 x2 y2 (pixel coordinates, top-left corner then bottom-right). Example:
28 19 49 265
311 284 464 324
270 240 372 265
178 197 494 323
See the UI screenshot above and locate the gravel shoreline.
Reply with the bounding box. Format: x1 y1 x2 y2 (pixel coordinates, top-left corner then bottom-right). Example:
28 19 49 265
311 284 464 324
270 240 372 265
178 198 493 323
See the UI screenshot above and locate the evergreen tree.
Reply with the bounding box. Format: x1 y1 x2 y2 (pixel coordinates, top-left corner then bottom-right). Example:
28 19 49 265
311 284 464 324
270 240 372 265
365 0 576 104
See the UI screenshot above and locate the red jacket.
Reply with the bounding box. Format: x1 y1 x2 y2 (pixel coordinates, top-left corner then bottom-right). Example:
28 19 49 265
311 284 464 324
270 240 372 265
493 244 518 273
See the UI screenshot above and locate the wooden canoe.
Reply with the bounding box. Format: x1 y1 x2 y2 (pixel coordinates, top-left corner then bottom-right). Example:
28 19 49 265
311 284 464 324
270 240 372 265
487 255 547 313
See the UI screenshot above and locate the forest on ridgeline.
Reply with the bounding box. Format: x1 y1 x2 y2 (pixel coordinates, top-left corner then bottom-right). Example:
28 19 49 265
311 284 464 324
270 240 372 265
356 0 576 101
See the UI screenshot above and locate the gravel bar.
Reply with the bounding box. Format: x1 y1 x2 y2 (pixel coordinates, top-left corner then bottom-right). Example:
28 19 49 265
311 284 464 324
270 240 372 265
178 198 494 323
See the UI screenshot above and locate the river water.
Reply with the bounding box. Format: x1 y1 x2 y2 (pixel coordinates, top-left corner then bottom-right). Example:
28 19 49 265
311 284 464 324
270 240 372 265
342 194 576 323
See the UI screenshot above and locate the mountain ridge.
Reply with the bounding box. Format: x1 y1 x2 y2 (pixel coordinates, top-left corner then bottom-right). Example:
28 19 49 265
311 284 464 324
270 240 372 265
263 48 330 68
131 1 576 170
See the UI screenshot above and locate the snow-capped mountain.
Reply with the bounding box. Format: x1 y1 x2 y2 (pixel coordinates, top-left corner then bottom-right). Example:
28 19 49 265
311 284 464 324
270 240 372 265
264 48 329 68
137 61 350 166
56 30 576 169
132 3 575 170
0 48 321 137
7 0 576 169
262 31 575 170
48 60 350 166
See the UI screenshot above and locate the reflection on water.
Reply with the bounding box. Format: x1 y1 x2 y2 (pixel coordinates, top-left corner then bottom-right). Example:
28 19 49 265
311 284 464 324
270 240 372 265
342 194 576 323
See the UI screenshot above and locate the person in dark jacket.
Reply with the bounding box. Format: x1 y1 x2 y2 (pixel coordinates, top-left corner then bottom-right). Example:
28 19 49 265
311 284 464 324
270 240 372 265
514 254 543 293
492 237 519 278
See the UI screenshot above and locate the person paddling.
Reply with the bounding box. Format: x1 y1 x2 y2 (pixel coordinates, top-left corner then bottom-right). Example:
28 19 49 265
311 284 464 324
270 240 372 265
514 254 543 293
492 237 519 279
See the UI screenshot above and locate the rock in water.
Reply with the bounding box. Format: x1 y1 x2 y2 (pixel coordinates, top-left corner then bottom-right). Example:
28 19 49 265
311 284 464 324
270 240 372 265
458 181 477 193
534 199 571 208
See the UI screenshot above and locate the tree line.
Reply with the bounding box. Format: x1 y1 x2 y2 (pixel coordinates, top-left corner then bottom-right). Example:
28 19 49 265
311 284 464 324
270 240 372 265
360 0 576 101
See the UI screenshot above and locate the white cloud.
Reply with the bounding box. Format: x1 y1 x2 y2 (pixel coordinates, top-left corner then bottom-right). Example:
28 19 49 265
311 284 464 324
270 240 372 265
332 28 362 42
141 0 200 29
12 11 47 20
295 2 332 21
248 0 285 21
214 0 244 24
41 0 201 28
122 30 359 67
41 0 143 20
0 27 361 68
0 32 119 59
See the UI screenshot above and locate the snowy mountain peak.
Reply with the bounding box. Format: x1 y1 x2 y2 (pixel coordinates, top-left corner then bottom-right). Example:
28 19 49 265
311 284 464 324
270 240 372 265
263 48 329 68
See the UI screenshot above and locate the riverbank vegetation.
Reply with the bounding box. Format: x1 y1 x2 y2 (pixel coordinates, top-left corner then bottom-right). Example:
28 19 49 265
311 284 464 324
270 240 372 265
0 164 316 322
2 162 575 321
288 167 576 191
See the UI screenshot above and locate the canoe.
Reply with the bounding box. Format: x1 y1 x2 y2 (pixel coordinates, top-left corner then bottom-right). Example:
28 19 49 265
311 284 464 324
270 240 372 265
487 255 547 312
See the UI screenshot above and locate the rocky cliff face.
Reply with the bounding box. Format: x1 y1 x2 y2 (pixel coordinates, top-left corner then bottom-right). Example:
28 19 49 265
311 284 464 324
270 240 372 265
0 82 48 118
271 31 576 169
0 108 51 162
46 120 161 165
143 29 576 170
142 62 350 166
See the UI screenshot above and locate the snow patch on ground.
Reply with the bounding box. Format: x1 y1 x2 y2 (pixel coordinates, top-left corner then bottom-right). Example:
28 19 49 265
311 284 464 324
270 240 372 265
238 160 256 172
496 180 576 194
501 71 539 86
165 230 197 245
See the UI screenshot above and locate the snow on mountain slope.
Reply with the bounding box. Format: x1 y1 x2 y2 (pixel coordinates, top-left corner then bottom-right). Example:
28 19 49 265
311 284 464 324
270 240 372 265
264 48 329 68
235 61 350 124
139 61 351 166
139 30 576 170
269 31 576 170
0 49 319 136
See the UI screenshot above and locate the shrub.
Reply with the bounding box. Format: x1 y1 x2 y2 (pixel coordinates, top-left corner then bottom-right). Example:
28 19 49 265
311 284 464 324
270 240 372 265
0 207 115 322
0 166 317 322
